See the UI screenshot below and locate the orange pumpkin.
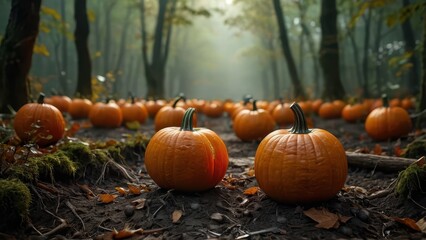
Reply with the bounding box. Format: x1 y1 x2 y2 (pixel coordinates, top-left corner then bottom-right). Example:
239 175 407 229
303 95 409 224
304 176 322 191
341 103 368 123
318 101 342 119
120 96 148 124
14 93 65 147
47 95 72 113
365 95 412 141
154 96 196 132
203 101 224 118
89 100 123 128
145 99 166 118
401 97 415 110
68 98 93 119
272 102 294 127
233 100 276 141
145 108 229 191
255 102 348 203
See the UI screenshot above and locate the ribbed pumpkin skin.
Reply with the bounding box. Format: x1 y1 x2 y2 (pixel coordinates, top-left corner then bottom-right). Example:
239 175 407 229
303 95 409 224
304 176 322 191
145 108 228 191
68 98 93 119
254 103 347 204
233 100 276 142
89 102 123 128
14 95 65 147
365 106 412 141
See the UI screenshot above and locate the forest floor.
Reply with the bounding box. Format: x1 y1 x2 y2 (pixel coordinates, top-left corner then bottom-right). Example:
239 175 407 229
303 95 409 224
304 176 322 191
3 114 426 240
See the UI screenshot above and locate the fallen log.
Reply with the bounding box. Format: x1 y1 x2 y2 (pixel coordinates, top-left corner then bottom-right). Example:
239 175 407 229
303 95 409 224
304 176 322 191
346 152 418 173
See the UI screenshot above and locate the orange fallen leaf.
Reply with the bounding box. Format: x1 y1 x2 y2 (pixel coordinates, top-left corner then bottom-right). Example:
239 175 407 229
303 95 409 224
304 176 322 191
243 186 260 196
78 184 95 199
65 122 80 137
394 217 421 232
373 144 382 155
127 184 141 195
112 227 144 239
303 207 340 229
115 187 128 196
172 210 183 223
98 193 118 204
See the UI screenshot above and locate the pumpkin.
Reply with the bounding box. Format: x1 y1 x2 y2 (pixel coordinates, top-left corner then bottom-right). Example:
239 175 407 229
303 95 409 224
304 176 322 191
145 108 229 191
365 95 412 141
318 101 343 119
154 96 196 132
68 98 93 119
401 97 414 110
233 100 276 141
14 93 65 147
341 102 368 123
203 101 224 118
120 96 148 124
145 99 166 118
254 102 348 203
311 99 323 115
272 102 294 127
89 99 123 128
47 95 72 113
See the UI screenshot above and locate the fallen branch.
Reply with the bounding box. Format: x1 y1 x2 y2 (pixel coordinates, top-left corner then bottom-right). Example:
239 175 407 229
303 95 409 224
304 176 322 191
66 200 85 231
346 152 417 173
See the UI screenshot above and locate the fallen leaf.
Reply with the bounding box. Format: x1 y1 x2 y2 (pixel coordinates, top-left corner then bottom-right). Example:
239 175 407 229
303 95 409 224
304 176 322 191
373 144 382 155
416 217 426 233
98 193 118 204
78 184 95 199
172 210 183 223
112 227 144 239
303 207 340 229
243 186 260 196
414 156 425 167
338 213 352 223
131 198 146 209
115 187 128 196
125 121 141 130
127 184 141 195
246 167 255 177
394 217 421 232
65 122 80 137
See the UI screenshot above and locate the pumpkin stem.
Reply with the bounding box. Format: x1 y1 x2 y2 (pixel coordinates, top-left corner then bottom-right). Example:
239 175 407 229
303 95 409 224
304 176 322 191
252 99 258 111
37 93 45 104
290 102 311 134
172 96 184 108
382 94 389 108
180 107 196 131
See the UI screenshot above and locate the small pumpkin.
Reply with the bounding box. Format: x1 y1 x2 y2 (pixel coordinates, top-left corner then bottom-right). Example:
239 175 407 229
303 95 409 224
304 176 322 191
254 102 348 203
342 102 368 123
203 101 224 118
47 95 72 113
145 108 229 191
120 96 148 124
233 100 276 141
68 98 93 119
145 99 166 118
272 102 294 127
154 96 196 132
318 101 343 119
365 95 412 141
89 99 123 128
14 93 66 147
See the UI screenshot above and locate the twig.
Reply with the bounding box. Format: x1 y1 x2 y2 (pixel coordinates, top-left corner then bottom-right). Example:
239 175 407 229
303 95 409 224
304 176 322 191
96 159 138 184
235 227 278 239
152 204 164 218
66 200 86 230
42 218 68 237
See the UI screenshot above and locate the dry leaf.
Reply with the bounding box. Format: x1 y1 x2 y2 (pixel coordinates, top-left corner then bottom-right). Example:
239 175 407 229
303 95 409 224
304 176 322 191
127 184 141 195
115 187 128 196
78 184 95 199
243 186 260 196
172 210 183 223
112 227 144 239
394 217 421 232
246 167 255 177
303 207 340 229
338 213 352 223
416 217 426 233
373 144 382 155
98 193 118 204
131 198 146 209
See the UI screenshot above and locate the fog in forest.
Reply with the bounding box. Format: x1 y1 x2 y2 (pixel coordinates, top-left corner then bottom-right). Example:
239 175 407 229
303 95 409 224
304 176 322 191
0 0 422 101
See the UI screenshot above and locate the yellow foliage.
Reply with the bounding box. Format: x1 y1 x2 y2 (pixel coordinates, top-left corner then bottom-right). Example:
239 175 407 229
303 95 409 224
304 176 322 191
387 2 426 27
33 43 50 57
41 6 62 21
349 0 390 28
39 22 51 33
87 9 96 23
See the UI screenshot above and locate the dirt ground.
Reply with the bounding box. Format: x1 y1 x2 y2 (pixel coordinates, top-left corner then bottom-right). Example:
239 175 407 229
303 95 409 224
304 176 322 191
4 114 426 240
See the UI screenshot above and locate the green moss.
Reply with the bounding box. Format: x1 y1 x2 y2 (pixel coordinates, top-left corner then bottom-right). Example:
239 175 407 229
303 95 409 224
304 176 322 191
0 179 31 231
395 163 426 199
402 138 426 159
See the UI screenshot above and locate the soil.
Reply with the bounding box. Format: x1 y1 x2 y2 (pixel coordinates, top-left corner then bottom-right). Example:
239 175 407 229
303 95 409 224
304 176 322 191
3 114 426 240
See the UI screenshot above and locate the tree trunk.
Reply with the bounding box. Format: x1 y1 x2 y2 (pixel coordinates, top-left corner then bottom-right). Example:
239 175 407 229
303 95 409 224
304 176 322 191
374 9 384 97
60 0 68 95
300 22 321 98
417 15 426 129
74 0 92 99
319 0 346 100
103 1 116 76
401 0 420 96
272 0 306 100
0 0 41 113
362 9 372 98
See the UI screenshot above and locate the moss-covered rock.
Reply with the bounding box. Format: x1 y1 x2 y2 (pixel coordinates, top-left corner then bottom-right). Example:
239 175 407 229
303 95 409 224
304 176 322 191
0 179 31 231
395 161 426 199
403 138 426 159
